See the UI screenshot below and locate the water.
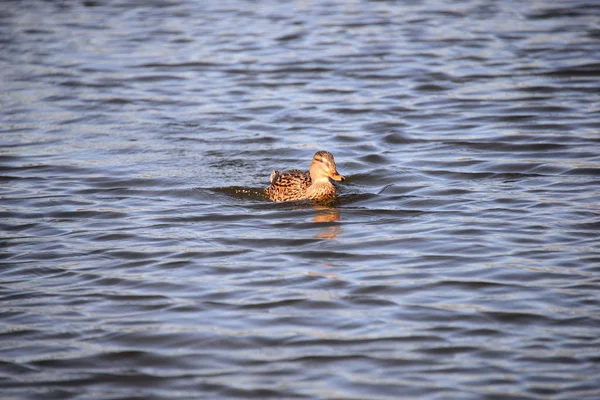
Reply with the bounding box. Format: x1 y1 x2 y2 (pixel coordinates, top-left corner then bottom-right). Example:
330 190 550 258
1 0 600 398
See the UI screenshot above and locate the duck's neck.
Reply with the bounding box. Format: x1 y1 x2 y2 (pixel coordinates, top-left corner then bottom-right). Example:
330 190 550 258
306 178 335 199
311 176 332 185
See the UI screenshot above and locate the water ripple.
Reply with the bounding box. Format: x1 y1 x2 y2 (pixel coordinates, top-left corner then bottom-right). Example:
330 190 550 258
1 0 600 398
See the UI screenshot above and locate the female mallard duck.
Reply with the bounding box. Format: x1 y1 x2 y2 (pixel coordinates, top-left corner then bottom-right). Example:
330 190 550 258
265 151 345 202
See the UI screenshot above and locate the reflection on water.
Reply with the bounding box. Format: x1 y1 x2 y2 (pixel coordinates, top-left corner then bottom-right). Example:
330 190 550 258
313 206 342 240
2 0 600 398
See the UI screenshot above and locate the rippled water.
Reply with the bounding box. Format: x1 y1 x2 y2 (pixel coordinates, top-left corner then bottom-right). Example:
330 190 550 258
2 0 600 398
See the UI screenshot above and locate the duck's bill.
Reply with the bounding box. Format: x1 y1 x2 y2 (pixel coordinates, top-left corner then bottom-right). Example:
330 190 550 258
331 173 345 182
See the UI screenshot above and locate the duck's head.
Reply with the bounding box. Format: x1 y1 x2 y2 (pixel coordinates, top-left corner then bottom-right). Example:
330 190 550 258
310 151 345 183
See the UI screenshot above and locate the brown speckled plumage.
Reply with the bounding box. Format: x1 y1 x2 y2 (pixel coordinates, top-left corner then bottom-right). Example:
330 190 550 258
265 151 344 202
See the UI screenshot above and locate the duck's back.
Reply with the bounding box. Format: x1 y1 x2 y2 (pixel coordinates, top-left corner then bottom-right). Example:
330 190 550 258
265 169 311 202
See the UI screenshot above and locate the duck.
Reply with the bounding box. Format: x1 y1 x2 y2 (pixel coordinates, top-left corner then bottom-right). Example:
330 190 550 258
265 151 345 202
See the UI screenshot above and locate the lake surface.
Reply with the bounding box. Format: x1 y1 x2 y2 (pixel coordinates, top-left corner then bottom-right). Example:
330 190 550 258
1 0 600 398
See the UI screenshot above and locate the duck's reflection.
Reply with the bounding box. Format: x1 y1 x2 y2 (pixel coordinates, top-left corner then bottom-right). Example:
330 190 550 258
312 205 341 239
